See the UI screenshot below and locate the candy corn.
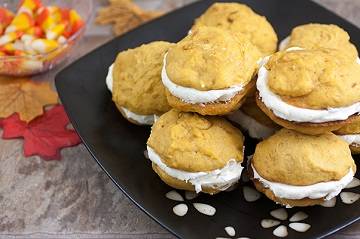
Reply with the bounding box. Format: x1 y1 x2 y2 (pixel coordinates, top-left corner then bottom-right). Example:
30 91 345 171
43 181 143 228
5 12 34 33
31 38 59 54
46 23 66 40
18 0 43 14
63 10 84 38
0 43 16 55
0 31 24 46
57 35 66 44
36 6 62 32
13 40 25 51
26 26 43 37
0 0 84 58
0 8 14 34
21 34 34 43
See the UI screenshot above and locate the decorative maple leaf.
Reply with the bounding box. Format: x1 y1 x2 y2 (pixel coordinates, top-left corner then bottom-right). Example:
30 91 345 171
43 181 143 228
1 105 81 160
0 77 58 122
96 0 162 36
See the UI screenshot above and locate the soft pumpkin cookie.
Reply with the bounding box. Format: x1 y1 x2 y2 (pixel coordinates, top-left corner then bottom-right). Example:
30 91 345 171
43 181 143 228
335 117 360 154
106 41 173 125
279 23 358 60
256 47 360 135
147 109 245 194
249 129 356 207
191 2 278 56
162 26 261 116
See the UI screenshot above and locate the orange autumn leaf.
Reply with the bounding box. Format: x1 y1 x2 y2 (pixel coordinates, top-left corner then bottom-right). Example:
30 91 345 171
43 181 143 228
96 0 163 36
0 77 58 122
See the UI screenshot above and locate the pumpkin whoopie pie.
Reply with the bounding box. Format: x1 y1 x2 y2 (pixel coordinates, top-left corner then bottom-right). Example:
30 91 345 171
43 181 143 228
249 129 356 207
147 109 245 194
279 23 358 61
191 2 278 56
106 41 173 125
256 47 360 135
162 26 261 116
335 117 360 154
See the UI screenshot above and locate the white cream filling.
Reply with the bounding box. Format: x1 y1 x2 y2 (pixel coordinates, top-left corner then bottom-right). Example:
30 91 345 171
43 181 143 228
161 54 244 104
227 110 276 139
147 146 244 193
106 63 157 125
252 164 354 200
339 134 360 146
120 107 157 125
278 36 290 51
106 64 114 92
257 50 360 123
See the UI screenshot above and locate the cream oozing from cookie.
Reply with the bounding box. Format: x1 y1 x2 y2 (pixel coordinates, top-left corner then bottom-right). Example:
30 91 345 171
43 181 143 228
147 146 243 193
106 64 114 92
161 54 244 104
227 110 276 139
339 134 360 146
278 36 290 51
252 164 354 200
106 64 157 125
257 49 360 123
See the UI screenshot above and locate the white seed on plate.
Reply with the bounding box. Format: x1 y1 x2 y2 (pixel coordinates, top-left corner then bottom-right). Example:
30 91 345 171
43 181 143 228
261 219 281 228
273 225 288 238
143 150 149 159
243 186 261 202
270 208 288 221
166 190 184 202
289 223 311 232
225 226 236 237
320 197 336 207
289 211 308 222
172 204 188 216
340 192 360 204
345 177 360 189
193 203 216 216
237 238 251 239
241 171 250 183
215 237 229 239
185 191 198 200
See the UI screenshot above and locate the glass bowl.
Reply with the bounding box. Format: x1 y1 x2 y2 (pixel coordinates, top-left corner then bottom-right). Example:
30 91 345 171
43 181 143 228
0 0 93 76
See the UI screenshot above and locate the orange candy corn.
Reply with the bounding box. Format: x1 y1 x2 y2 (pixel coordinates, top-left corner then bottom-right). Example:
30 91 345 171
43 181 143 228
46 23 66 40
5 12 34 33
26 26 43 37
0 31 24 46
18 0 43 13
31 38 59 54
63 10 84 38
0 8 15 34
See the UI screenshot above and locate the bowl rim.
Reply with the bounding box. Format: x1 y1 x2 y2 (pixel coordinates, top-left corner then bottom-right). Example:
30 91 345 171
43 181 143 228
0 0 94 62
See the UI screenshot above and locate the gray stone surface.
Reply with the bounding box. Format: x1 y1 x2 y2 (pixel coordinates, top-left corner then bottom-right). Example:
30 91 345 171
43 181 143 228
0 1 359 238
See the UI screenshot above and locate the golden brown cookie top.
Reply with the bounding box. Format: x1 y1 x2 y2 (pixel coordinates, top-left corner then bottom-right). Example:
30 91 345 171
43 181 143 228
252 129 356 186
147 109 244 172
285 23 358 60
335 117 360 135
191 2 278 56
265 48 360 109
112 41 173 115
166 26 261 91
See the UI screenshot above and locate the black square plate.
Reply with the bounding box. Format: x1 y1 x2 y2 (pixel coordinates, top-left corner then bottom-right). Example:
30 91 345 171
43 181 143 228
55 1 360 238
